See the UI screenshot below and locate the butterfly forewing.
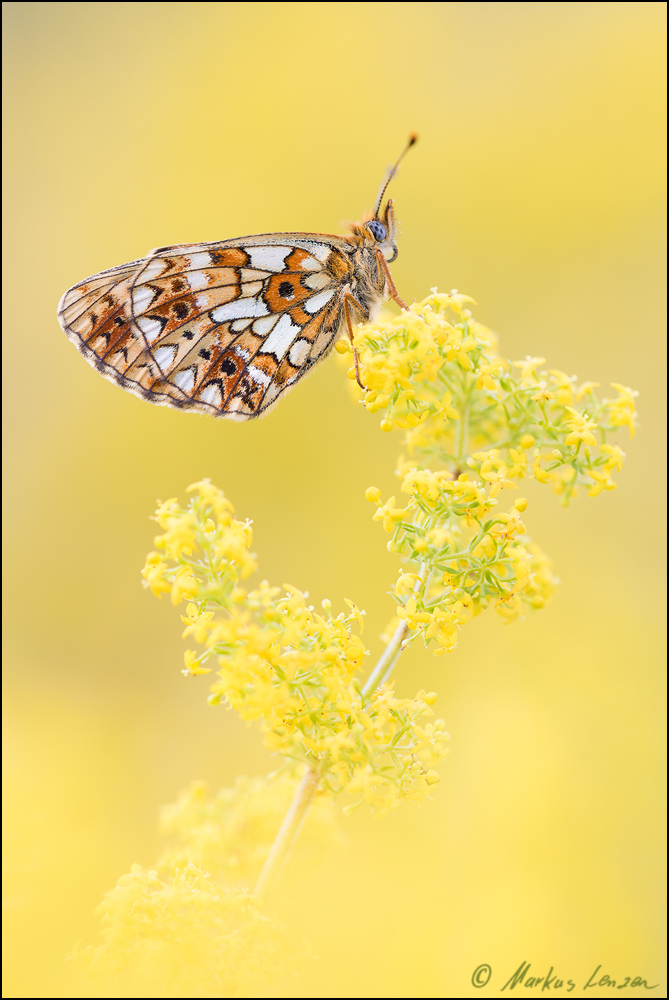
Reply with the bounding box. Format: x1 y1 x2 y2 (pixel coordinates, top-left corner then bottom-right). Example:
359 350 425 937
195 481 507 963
58 235 355 419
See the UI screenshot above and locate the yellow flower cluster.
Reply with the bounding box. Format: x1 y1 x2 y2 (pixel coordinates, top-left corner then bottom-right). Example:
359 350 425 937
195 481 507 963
342 289 637 652
76 861 308 996
492 542 557 623
319 683 448 809
142 480 256 606
368 469 556 648
344 292 637 505
341 290 494 432
142 481 448 811
78 771 349 994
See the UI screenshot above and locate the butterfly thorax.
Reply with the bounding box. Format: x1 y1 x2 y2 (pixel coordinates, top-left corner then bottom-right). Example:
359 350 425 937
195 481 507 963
347 244 385 321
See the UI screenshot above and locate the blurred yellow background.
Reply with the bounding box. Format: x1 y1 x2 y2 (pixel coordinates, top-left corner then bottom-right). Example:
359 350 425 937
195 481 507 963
3 2 665 997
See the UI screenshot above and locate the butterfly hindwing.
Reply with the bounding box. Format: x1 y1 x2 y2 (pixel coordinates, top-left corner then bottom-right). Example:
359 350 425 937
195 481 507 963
58 236 351 419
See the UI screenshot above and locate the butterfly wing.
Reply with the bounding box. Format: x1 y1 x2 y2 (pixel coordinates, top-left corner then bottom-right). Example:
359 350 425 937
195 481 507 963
58 234 356 419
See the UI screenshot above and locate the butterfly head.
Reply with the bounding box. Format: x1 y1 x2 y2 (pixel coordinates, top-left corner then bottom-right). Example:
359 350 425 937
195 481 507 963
364 200 399 263
366 134 417 264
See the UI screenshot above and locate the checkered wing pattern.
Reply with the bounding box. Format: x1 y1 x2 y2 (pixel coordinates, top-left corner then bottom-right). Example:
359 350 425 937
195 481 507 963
58 234 357 419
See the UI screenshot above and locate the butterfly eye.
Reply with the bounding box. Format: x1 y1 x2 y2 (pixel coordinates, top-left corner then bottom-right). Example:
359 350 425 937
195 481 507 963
366 220 387 242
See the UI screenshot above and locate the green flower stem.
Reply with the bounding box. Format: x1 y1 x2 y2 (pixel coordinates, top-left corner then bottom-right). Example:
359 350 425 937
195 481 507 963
362 563 429 698
254 602 425 908
253 765 320 909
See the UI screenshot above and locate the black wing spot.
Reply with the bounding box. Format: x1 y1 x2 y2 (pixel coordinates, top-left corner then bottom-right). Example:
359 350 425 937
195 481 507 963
221 357 236 376
279 281 294 299
172 301 189 319
198 348 211 360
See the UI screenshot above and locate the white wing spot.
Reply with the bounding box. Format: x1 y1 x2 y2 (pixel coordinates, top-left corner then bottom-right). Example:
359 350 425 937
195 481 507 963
173 368 196 392
231 318 253 332
186 270 212 290
132 284 156 313
304 271 331 290
304 288 336 314
154 345 178 369
136 315 165 343
259 313 300 359
253 314 279 337
200 383 222 406
297 255 324 271
142 257 168 281
185 252 213 270
247 365 271 387
211 297 269 322
247 246 293 272
288 339 310 367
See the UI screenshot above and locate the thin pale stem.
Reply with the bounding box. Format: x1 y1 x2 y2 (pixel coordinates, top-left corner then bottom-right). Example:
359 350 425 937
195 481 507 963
253 765 321 909
362 561 429 696
457 395 470 465
362 618 408 697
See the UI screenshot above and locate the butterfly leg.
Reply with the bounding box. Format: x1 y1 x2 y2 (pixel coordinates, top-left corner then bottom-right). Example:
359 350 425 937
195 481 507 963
343 294 367 391
375 251 408 311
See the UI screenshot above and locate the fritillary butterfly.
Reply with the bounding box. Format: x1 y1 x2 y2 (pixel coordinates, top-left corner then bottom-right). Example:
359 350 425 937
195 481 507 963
57 136 416 420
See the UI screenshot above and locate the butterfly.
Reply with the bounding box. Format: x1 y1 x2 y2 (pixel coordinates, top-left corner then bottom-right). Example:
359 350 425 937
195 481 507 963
57 136 416 421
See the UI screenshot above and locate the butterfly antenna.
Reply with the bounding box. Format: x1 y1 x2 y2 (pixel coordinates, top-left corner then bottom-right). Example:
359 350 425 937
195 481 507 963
373 133 418 218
